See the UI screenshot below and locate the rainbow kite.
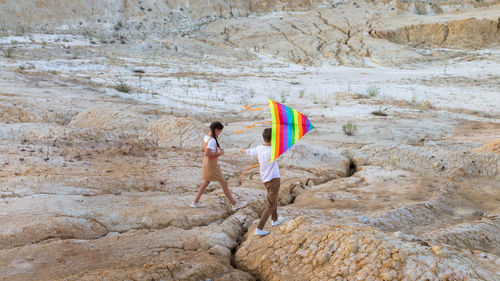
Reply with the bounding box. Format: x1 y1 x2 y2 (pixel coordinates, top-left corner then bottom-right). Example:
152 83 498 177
268 99 315 162
236 99 315 180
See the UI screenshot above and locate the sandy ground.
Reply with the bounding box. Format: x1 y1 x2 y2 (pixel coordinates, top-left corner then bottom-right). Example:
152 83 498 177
0 1 499 280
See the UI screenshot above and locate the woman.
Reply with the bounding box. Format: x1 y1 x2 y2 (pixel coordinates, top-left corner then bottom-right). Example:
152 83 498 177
191 121 247 210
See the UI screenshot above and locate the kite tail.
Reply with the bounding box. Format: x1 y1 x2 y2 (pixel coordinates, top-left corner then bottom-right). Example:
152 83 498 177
241 163 260 183
243 102 269 111
234 121 272 134
234 102 271 134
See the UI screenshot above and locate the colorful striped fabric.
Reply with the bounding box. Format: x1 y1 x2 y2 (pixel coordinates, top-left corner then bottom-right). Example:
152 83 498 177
268 99 315 162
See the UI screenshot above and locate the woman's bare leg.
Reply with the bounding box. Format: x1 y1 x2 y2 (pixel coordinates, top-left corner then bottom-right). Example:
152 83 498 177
220 179 236 205
193 181 210 203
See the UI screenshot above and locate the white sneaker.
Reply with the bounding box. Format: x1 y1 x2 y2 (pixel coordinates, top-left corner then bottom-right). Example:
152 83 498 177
271 216 284 227
231 201 247 211
254 228 270 236
190 202 205 208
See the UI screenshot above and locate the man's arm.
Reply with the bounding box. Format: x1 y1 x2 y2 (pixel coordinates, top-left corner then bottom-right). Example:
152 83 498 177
242 147 257 156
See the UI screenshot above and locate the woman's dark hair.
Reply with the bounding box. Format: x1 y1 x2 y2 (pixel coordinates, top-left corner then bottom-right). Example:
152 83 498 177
210 121 224 148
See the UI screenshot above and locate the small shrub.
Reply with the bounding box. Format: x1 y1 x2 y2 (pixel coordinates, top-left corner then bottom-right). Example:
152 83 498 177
415 4 427 15
335 93 341 105
2 47 14 58
299 89 305 98
366 86 380 98
55 110 76 125
342 122 358 136
15 26 26 36
280 91 287 103
371 110 388 116
18 62 34 71
249 89 255 98
114 21 123 31
115 77 131 93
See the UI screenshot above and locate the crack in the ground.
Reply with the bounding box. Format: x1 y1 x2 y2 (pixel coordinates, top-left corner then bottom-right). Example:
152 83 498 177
223 26 237 48
318 11 348 35
229 159 358 278
286 20 309 36
312 22 334 60
268 22 312 64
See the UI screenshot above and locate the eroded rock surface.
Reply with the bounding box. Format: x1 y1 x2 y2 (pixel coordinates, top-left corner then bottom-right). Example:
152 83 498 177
0 0 499 280
235 216 499 281
1 210 258 281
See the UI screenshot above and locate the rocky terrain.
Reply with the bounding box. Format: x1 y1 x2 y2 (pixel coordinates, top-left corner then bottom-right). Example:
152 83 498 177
0 0 499 280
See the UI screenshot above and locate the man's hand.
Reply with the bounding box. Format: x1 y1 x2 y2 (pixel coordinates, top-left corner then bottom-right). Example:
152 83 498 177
240 149 246 153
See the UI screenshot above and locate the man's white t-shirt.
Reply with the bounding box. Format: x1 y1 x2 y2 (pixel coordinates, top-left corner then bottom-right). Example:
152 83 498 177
203 135 217 152
246 145 279 183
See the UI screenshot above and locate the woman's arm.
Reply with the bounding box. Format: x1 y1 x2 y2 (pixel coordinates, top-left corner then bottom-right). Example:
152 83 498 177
205 148 223 158
204 138 223 158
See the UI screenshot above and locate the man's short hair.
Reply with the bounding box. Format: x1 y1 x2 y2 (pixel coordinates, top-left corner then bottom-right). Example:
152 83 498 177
263 128 272 142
